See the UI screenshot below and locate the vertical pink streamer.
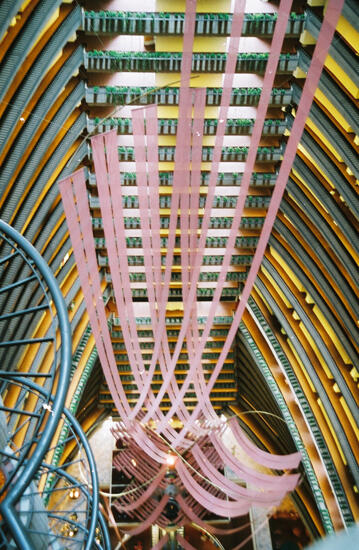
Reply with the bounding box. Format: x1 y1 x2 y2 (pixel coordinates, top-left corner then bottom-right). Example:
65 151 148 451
59 172 131 420
170 0 295 446
199 0 345 407
60 170 169 463
103 130 151 393
91 132 150 407
133 0 198 422
154 0 246 437
132 106 192 435
186 88 215 421
118 494 170 536
145 104 198 431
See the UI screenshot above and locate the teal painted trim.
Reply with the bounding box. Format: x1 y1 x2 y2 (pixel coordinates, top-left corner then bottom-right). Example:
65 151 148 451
239 318 334 534
70 324 92 378
44 324 99 501
248 296 354 526
69 347 98 415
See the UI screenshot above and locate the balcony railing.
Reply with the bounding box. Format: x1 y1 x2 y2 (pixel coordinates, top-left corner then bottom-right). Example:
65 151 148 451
87 116 287 136
86 85 293 107
88 171 277 188
90 193 270 209
93 215 264 231
84 50 299 74
108 144 284 162
83 10 306 37
96 235 258 249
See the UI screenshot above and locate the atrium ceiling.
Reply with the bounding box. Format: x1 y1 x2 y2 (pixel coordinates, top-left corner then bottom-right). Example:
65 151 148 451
0 0 358 544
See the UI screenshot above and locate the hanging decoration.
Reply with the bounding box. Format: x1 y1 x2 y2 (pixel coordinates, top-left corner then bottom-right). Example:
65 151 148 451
59 0 343 544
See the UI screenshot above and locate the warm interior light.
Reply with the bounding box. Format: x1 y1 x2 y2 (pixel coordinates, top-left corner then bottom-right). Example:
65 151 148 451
69 487 80 499
166 454 176 467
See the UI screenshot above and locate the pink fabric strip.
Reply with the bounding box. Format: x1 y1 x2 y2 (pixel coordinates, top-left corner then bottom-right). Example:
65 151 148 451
140 90 192 421
191 444 292 503
186 89 211 423
130 111 158 359
119 494 169 536
130 109 167 420
229 417 301 469
178 0 294 438
100 131 148 392
139 0 197 425
203 0 345 406
132 107 187 434
210 432 300 491
161 0 246 442
92 134 172 456
176 460 254 517
150 534 169 550
71 173 119 372
61 175 125 415
68 173 169 462
146 105 162 307
67 139 170 463
100 130 183 444
132 106 191 432
113 444 160 481
59 172 130 420
115 471 165 512
176 494 254 536
91 132 146 393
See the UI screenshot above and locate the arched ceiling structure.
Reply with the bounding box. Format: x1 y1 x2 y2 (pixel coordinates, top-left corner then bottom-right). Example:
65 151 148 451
0 0 358 542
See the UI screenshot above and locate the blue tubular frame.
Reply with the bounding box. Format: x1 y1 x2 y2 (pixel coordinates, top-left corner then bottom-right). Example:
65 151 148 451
98 508 112 550
0 375 111 549
0 219 72 550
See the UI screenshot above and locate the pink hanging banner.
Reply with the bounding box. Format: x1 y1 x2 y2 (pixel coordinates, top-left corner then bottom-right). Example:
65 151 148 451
191 443 293 504
59 0 310 523
150 534 169 550
176 494 254 536
92 131 147 393
91 132 144 390
228 416 301 470
200 0 346 412
60 171 171 462
176 460 254 517
173 0 294 444
115 473 165 512
132 106 188 428
117 494 170 536
209 432 300 491
59 171 131 420
155 0 247 438
185 88 212 421
132 105 193 435
132 0 198 422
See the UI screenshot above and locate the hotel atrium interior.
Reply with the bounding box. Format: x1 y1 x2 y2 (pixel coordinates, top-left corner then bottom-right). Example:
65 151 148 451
0 0 358 548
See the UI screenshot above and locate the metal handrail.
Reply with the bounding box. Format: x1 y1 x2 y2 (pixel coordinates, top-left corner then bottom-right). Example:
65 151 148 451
0 219 72 550
0 375 110 549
